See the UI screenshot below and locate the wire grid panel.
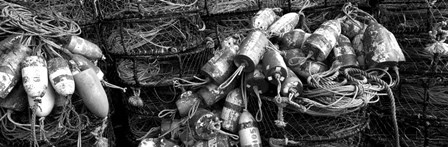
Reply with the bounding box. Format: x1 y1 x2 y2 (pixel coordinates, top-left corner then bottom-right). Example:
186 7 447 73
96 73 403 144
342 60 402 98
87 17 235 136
290 0 368 11
10 0 99 25
365 75 448 147
122 86 180 116
114 45 213 86
259 0 288 9
214 12 255 42
396 33 448 74
126 114 162 146
206 0 260 15
303 6 342 31
97 0 200 20
378 2 431 34
247 96 368 146
104 14 205 56
0 96 116 147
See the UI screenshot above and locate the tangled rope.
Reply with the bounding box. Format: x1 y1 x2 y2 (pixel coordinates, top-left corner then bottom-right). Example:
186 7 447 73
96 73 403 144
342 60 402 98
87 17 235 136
0 0 81 37
117 59 161 85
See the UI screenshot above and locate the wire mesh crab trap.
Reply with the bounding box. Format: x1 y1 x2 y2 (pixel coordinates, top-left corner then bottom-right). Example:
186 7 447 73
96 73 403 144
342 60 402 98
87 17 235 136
206 0 260 15
247 96 368 146
112 43 213 87
210 12 256 43
0 94 116 147
364 74 448 147
121 85 180 116
97 0 201 20
102 13 205 56
125 114 162 146
377 1 433 34
8 0 99 26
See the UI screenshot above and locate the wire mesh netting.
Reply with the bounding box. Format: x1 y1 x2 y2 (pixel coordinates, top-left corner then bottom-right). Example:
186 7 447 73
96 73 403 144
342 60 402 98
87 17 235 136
8 0 99 25
247 96 368 146
113 44 213 86
0 94 116 147
103 13 205 56
365 74 448 146
121 86 180 116
213 12 255 42
206 0 260 15
126 114 162 146
260 0 289 9
377 2 431 34
97 0 200 20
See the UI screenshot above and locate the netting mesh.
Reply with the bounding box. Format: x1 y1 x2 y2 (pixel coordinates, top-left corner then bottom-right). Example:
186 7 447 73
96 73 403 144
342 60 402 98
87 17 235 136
122 86 179 116
113 44 213 86
214 12 255 42
365 75 448 146
97 0 200 20
247 96 368 146
206 0 260 15
8 0 98 25
0 95 116 147
103 13 205 56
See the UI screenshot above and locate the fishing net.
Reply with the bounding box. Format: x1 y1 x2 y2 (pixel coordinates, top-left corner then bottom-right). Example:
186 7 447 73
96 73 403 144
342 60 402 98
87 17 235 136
126 114 162 146
103 13 205 56
291 0 368 12
206 0 259 15
97 0 200 20
113 43 213 86
213 12 255 42
121 86 180 116
365 74 448 146
8 0 99 26
0 94 116 147
247 96 368 146
260 0 289 9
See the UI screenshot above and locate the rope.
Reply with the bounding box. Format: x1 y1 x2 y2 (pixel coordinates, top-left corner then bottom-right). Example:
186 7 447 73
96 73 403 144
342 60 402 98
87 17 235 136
0 1 81 37
275 76 287 128
253 86 263 122
344 68 400 147
218 65 245 91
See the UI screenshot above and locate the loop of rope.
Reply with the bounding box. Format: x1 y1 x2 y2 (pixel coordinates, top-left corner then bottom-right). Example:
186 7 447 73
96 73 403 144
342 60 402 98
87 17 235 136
218 65 245 91
253 86 263 122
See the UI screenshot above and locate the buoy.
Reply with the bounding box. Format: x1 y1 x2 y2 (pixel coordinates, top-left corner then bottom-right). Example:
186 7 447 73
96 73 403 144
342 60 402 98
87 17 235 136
221 88 244 133
333 35 358 68
238 111 262 147
262 49 288 86
73 68 109 118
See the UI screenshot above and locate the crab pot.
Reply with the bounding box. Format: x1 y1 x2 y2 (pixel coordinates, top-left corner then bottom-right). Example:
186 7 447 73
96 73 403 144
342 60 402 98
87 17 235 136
176 91 202 117
201 39 239 84
291 61 329 80
234 30 269 72
245 65 270 94
363 22 405 69
281 68 303 97
221 88 244 133
303 19 342 61
189 108 219 140
198 80 237 106
279 29 311 50
333 35 358 68
251 8 279 31
262 49 288 85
